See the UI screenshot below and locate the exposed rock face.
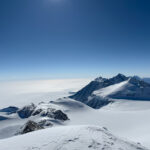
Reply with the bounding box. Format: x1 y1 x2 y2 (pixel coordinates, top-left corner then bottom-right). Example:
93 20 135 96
20 120 43 134
32 109 43 116
16 104 69 135
129 77 150 88
0 106 19 115
41 109 69 121
70 80 104 103
17 103 36 118
40 108 55 117
38 119 53 127
53 110 69 121
87 96 111 109
17 103 69 121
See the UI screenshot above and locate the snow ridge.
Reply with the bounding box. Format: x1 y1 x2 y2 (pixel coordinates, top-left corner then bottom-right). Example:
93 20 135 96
0 125 148 150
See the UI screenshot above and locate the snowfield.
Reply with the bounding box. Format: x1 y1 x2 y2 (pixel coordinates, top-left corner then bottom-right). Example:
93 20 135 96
0 76 150 150
0 125 148 150
0 98 150 148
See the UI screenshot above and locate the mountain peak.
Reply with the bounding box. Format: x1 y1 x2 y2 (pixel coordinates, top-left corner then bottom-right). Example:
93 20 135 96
113 73 127 79
129 76 150 87
109 73 128 83
94 76 106 82
95 74 128 83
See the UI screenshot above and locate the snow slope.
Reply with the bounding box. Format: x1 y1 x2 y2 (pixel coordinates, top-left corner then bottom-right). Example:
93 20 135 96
93 79 129 98
0 125 148 150
1 98 150 148
93 77 150 100
59 98 150 148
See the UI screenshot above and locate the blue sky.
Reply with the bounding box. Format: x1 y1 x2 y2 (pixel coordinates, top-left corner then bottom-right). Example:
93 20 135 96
0 0 150 80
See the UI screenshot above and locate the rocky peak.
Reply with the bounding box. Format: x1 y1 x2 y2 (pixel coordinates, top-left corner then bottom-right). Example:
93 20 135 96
129 76 150 88
95 74 128 84
20 120 43 134
94 76 106 82
17 103 36 118
110 73 128 82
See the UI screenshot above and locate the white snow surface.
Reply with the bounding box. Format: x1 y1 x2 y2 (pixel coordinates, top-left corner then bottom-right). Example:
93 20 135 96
0 98 150 148
93 79 129 98
0 125 148 150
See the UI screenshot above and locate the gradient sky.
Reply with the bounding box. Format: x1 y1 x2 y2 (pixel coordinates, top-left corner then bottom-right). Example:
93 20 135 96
0 0 150 80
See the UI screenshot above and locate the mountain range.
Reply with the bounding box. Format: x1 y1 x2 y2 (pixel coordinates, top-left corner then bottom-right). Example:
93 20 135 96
70 74 150 108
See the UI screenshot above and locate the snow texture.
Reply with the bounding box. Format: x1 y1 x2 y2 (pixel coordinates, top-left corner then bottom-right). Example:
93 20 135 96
0 125 148 150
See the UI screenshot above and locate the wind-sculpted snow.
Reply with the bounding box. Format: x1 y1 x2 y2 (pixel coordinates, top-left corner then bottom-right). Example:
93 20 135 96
0 125 148 150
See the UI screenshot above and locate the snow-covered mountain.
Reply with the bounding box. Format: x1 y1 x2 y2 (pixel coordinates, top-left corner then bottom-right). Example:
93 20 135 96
0 125 148 150
70 74 150 108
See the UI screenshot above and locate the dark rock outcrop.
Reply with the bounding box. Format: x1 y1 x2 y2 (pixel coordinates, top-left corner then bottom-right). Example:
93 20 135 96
38 119 53 127
53 110 69 121
17 102 69 121
20 120 43 134
41 109 69 121
17 103 36 118
32 109 43 116
86 97 111 109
